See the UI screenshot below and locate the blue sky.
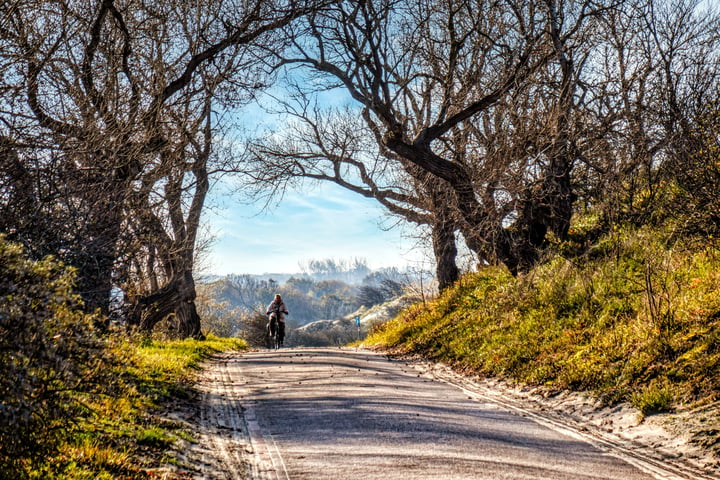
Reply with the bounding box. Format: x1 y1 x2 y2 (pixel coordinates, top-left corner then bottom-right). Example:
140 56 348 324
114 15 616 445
201 180 428 276
199 83 430 277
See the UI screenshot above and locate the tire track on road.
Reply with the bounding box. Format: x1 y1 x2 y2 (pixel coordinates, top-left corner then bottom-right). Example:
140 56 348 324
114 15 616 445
192 353 288 480
190 349 715 480
194 355 250 479
223 348 668 480
410 359 720 480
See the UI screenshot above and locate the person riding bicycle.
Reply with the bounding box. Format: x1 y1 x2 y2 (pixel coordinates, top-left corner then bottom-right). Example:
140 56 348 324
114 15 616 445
266 294 289 347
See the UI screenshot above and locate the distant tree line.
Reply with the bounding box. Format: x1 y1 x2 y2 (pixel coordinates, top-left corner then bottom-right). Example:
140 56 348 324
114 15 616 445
299 257 372 283
197 263 411 337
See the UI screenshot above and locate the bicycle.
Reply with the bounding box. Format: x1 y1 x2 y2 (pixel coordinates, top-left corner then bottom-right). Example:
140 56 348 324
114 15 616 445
266 306 288 350
267 314 281 350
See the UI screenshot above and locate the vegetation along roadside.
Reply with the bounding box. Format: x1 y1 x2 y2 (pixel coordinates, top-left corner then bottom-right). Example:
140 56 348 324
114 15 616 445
0 234 246 479
364 219 720 458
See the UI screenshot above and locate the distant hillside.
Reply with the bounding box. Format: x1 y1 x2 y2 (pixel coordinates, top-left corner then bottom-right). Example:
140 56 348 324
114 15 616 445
196 262 424 341
290 294 421 347
199 274 361 326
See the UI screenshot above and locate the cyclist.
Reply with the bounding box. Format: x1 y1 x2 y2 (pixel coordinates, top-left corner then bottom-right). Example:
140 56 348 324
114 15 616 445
266 294 289 347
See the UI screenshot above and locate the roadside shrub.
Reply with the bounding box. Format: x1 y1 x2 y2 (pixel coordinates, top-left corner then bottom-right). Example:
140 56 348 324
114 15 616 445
632 381 675 416
242 310 271 348
0 236 106 477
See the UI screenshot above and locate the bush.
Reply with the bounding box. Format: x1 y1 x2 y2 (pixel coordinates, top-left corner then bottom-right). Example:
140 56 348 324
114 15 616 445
243 310 271 348
632 381 675 416
0 236 106 477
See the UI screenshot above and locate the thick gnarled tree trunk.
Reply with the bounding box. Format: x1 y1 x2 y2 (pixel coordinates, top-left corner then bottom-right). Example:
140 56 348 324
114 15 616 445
126 100 212 338
131 270 203 338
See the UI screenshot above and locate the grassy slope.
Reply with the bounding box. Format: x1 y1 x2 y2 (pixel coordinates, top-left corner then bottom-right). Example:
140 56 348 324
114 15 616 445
364 224 720 416
27 334 247 480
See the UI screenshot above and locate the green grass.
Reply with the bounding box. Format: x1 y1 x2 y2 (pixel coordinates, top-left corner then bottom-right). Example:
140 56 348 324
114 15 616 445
365 224 720 413
632 380 676 416
24 334 247 479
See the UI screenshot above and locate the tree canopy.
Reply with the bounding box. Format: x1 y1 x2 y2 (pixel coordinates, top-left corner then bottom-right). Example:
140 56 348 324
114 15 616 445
1 0 719 333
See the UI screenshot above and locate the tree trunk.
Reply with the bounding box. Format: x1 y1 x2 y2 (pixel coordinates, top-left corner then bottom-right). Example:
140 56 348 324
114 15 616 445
73 175 130 320
540 158 574 239
126 100 212 338
176 299 203 339
130 271 204 338
76 212 121 317
132 270 203 339
432 216 459 291
428 184 460 290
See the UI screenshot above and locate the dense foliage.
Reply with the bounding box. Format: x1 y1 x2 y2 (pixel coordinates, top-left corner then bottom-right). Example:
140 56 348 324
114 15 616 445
0 235 246 478
0 236 106 474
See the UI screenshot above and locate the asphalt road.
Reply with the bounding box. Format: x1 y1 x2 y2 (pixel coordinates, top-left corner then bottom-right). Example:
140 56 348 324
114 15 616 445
220 348 664 480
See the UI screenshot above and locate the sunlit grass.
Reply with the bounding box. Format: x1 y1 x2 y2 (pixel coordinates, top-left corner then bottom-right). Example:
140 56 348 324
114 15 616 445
135 334 246 374
22 334 247 479
366 225 720 413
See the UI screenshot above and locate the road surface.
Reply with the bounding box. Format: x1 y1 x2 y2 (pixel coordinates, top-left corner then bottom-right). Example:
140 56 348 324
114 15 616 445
191 348 710 480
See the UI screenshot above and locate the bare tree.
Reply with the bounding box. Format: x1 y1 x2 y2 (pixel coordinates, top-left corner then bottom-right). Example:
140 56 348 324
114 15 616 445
246 98 470 286
0 0 324 335
573 0 720 226
250 0 615 280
